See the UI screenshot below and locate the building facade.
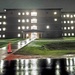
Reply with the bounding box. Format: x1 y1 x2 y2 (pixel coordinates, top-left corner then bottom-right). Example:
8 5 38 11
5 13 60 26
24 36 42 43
0 8 75 39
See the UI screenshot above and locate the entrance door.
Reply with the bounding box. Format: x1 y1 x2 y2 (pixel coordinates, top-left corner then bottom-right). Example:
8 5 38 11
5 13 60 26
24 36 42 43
31 32 38 38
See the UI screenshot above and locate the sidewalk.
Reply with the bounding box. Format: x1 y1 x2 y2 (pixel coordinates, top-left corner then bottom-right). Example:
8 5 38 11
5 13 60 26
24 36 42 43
0 38 36 60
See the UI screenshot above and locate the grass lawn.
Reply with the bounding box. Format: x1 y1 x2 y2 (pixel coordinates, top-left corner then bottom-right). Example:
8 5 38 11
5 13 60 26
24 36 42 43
15 37 75 57
0 38 23 47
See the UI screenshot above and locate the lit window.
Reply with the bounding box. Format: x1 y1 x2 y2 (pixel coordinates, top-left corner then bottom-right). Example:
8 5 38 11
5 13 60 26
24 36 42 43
74 14 75 17
26 33 29 37
3 28 6 31
22 19 25 23
18 19 21 22
72 33 74 36
70 15 73 18
64 33 67 36
66 14 69 17
31 12 37 16
46 25 50 29
0 35 1 38
71 20 73 24
67 21 70 23
18 12 21 15
64 27 67 30
3 22 6 25
68 33 70 36
64 21 66 24
63 15 66 17
26 12 29 15
4 9 6 12
26 26 29 29
3 35 5 38
71 26 74 30
0 28 1 31
54 18 57 21
0 16 2 18
0 22 2 25
18 26 21 30
18 34 21 37
22 26 25 30
26 19 29 22
68 27 70 30
54 12 57 15
31 25 37 30
22 12 25 15
3 16 6 19
31 18 37 23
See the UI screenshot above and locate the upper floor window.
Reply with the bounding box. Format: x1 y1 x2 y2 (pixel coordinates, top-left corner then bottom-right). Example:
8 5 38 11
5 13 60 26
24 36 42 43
31 25 37 30
18 12 21 15
0 16 2 18
31 12 37 16
54 12 57 15
31 18 37 23
46 25 50 29
26 12 29 15
54 18 57 21
22 12 25 15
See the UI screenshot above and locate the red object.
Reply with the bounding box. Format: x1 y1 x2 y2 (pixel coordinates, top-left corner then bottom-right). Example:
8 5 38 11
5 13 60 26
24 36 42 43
7 43 12 53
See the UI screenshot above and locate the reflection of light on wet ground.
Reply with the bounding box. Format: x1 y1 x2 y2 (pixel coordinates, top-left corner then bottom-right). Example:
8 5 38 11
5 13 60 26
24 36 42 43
1 57 75 75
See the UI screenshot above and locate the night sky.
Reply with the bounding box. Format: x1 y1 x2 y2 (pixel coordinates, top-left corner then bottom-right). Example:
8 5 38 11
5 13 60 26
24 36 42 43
0 0 75 11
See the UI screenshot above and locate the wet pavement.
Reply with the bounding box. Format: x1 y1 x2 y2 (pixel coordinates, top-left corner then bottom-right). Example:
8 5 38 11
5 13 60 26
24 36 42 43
0 38 36 60
0 57 75 75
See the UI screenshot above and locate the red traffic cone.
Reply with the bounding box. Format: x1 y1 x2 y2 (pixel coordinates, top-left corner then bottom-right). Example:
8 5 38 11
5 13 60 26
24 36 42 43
7 43 12 53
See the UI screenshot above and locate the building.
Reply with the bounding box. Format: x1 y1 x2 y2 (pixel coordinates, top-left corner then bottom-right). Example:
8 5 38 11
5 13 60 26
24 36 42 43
0 8 75 39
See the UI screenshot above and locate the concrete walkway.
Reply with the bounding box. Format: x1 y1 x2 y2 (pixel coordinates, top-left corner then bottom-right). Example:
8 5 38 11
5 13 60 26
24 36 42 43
0 38 36 60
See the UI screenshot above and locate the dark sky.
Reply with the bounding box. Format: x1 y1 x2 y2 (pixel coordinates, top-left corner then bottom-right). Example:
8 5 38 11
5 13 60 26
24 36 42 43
0 0 75 11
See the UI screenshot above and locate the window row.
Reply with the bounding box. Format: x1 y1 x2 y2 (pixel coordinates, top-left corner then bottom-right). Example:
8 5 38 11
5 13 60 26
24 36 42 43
18 18 57 23
18 25 37 30
18 11 57 16
63 20 75 24
63 33 75 36
0 22 6 25
62 26 74 30
18 25 50 30
18 12 37 16
0 34 5 38
62 14 75 18
18 19 37 23
0 28 6 31
0 15 6 19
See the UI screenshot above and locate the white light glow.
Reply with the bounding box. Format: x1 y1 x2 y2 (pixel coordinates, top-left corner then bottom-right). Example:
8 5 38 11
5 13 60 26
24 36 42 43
72 33 74 36
31 25 37 30
22 12 25 15
71 26 74 30
66 14 69 17
3 22 6 25
54 12 57 15
3 28 6 31
64 27 67 30
3 35 5 38
64 33 67 36
71 21 73 24
31 12 37 16
64 21 66 24
0 28 1 31
18 34 21 37
18 26 20 30
68 27 70 30
0 35 1 38
3 16 6 19
26 19 29 22
70 15 73 18
67 21 70 23
63 15 66 17
68 33 70 36
54 18 57 21
46 25 50 29
22 19 25 23
0 22 2 25
18 19 21 22
18 12 21 15
26 12 29 15
0 16 2 18
26 26 29 29
22 26 25 30
31 18 37 23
